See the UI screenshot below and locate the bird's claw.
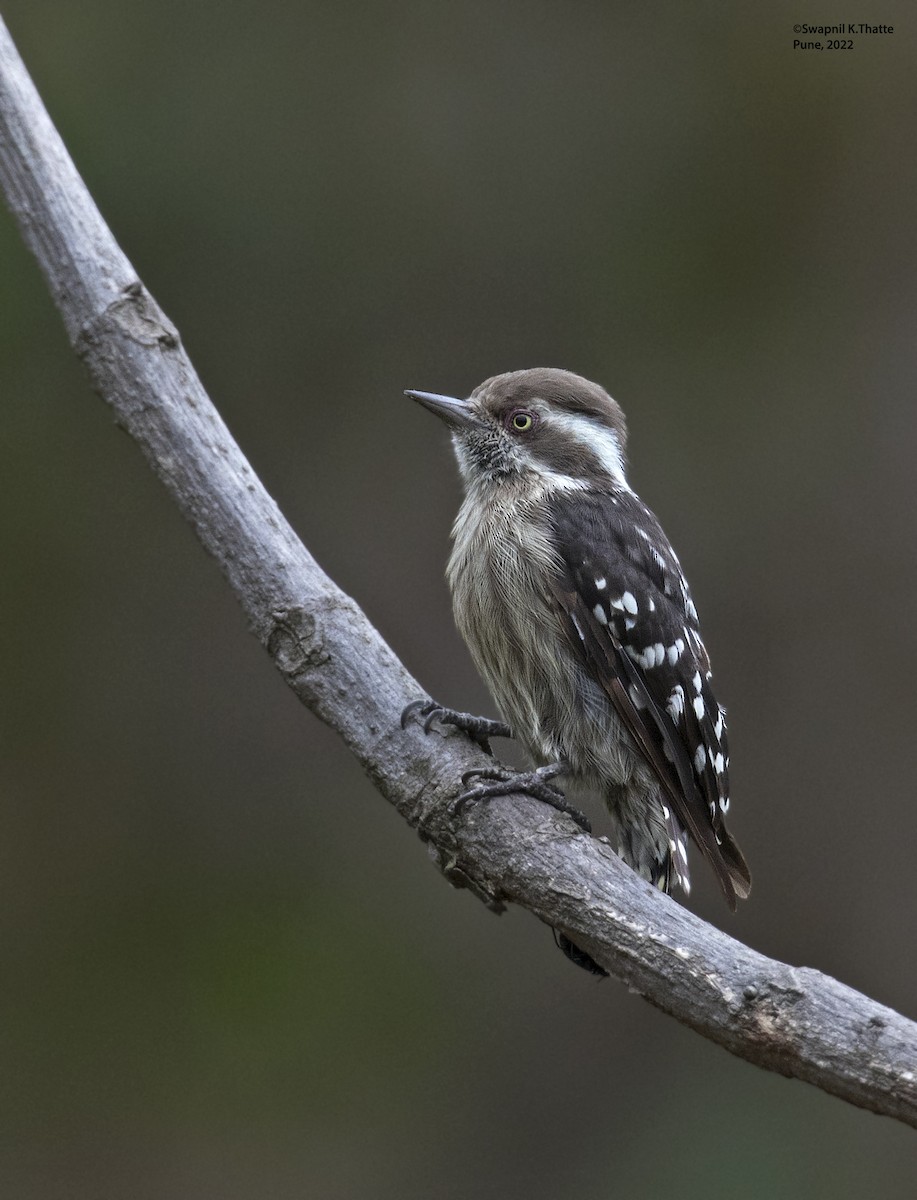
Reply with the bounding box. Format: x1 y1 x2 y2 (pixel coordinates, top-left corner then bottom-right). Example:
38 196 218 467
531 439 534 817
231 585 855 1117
450 764 591 833
400 699 433 729
400 699 511 755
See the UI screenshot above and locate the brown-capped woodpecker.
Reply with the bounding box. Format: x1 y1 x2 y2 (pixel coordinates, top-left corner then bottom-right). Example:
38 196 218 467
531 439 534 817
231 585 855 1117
403 368 750 934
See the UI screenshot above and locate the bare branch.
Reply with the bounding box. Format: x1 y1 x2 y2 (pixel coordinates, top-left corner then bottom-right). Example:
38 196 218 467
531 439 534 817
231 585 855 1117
2 15 915 1129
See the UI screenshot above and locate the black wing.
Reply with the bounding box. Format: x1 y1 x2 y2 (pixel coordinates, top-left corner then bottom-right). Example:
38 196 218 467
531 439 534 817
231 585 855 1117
548 489 751 908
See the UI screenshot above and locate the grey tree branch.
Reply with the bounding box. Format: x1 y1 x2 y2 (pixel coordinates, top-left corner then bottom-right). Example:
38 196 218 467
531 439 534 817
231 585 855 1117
2 15 915 1129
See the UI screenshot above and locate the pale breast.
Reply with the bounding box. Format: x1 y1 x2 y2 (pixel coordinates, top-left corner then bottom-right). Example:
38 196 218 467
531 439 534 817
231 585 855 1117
446 481 654 795
447 487 582 763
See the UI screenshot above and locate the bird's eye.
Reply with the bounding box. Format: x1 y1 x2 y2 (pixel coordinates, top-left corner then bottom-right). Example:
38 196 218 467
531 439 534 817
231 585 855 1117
510 411 534 432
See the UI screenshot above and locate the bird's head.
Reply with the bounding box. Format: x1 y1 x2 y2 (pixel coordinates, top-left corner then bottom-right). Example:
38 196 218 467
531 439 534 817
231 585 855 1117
406 368 629 493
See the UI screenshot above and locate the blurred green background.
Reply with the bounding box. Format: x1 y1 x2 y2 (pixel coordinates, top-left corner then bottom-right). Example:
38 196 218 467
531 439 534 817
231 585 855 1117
2 2 917 1196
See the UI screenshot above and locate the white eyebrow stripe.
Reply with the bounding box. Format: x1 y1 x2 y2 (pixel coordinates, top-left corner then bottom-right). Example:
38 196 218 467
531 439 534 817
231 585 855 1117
545 411 632 491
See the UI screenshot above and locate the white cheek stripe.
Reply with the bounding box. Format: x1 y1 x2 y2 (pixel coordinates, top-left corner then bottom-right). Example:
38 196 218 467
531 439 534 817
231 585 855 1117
535 469 592 494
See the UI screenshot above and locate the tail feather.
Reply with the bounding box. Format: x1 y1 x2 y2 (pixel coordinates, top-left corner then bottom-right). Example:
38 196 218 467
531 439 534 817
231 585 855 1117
613 795 750 906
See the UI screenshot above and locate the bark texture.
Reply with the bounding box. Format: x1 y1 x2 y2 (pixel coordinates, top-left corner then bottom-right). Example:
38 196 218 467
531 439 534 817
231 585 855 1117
2 16 915 1129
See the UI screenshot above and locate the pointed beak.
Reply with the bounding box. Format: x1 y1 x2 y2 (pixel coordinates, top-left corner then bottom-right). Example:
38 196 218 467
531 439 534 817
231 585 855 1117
405 389 483 432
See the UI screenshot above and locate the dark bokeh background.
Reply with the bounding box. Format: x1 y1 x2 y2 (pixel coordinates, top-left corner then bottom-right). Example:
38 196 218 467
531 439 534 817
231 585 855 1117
2 3 916 1196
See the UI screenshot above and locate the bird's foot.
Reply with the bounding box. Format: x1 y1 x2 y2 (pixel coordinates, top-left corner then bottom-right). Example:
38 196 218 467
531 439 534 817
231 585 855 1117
401 699 512 756
451 763 591 833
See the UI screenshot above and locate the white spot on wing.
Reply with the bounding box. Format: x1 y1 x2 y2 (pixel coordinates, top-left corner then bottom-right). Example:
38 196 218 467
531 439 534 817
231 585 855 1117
667 685 685 719
622 591 638 614
693 744 706 773
594 576 607 591
593 603 607 625
636 645 663 669
692 695 705 720
692 671 702 693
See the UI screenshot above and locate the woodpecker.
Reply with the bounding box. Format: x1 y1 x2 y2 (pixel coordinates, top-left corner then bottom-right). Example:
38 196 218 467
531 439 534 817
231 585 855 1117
403 368 750 921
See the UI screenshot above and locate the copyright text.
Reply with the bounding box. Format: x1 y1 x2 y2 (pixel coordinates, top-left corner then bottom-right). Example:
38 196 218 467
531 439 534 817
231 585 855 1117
792 22 894 49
